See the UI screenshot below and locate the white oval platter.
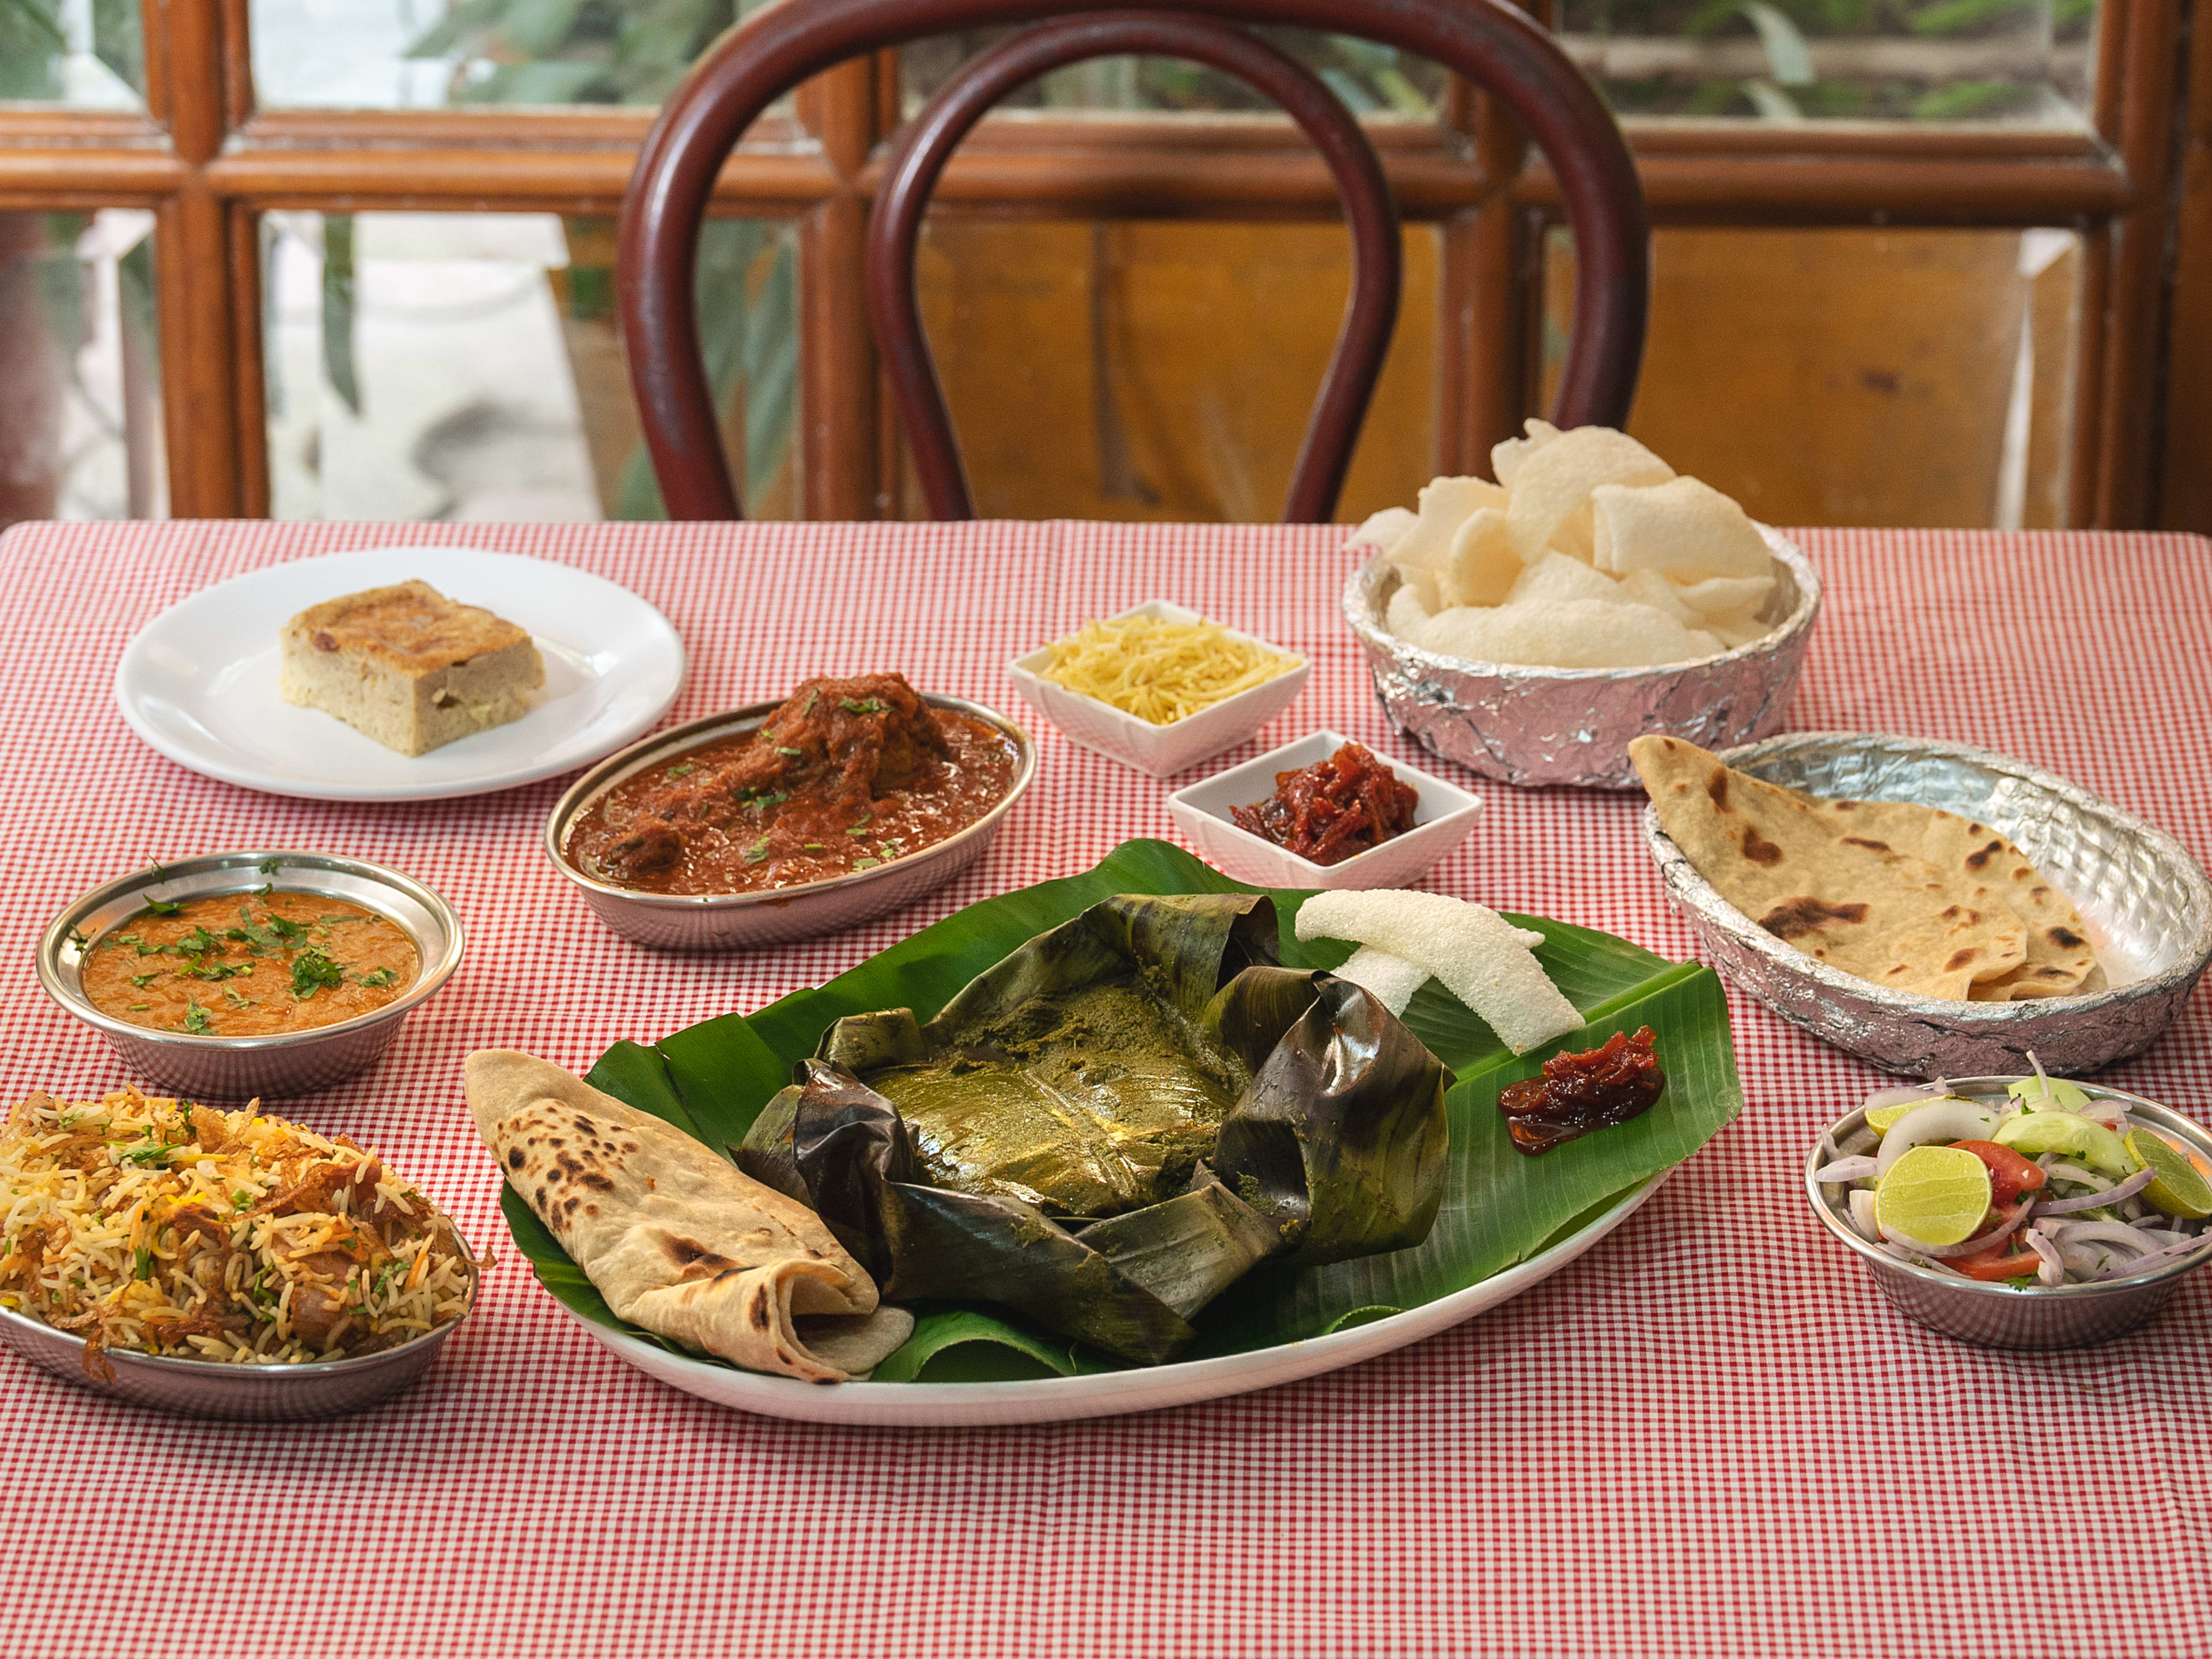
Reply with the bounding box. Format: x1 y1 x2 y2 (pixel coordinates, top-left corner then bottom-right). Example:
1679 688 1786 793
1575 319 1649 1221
556 1171 1668 1428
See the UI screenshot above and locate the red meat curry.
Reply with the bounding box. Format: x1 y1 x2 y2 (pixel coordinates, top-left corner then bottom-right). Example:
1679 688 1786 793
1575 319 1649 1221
567 673 1020 896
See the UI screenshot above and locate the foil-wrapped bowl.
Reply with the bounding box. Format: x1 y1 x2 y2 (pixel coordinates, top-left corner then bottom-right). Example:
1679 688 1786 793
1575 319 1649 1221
1806 1081 2212 1349
546 694 1036 950
0 1231 477 1419
1644 732 2212 1077
1342 527 1820 789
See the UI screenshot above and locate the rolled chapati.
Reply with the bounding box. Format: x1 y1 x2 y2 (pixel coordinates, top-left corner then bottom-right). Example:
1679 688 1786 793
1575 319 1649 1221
466 1049 912 1383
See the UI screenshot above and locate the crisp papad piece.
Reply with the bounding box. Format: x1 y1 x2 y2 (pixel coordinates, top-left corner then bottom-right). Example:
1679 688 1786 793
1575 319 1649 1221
1411 597 1721 669
1505 426 1674 564
1508 549 1633 609
1490 417 1561 490
1296 891 1578 1055
467 1050 910 1383
1440 507 1518 607
1343 505 1415 555
1807 798 2100 1000
1631 737 2031 999
1333 945 1433 1017
1592 476 1775 581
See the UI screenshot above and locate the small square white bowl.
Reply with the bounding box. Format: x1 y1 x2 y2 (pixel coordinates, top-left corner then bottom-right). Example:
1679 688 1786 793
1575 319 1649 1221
1007 600 1310 778
1165 729 1483 891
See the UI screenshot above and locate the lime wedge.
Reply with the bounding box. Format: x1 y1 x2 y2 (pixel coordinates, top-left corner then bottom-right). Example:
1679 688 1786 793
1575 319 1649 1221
2126 1129 2212 1220
1875 1145 1993 1246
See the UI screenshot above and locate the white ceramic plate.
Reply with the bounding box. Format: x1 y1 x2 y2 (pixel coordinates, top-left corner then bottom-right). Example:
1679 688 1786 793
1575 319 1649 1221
1165 728 1483 890
115 547 685 801
558 1171 1667 1427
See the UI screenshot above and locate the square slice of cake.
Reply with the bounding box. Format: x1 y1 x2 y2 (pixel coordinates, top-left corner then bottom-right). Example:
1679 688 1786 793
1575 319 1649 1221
279 580 546 756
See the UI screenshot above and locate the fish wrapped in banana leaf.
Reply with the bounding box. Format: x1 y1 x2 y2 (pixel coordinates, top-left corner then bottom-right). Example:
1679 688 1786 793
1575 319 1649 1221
737 893 1450 1364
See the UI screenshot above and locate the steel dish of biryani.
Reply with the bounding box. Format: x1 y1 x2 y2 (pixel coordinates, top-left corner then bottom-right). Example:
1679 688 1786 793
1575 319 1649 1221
474 847 1743 1387
0 1089 473 1375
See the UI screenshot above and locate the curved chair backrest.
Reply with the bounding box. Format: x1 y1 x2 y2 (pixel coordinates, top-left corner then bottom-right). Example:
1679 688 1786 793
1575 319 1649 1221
619 0 1650 521
869 13 1400 523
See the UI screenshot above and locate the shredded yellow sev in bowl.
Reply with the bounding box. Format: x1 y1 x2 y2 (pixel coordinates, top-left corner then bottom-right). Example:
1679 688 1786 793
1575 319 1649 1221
0 1089 473 1371
1036 614 1301 726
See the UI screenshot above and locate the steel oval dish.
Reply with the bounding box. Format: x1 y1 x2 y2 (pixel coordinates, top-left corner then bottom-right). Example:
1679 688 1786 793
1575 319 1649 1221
1805 1081 2211 1350
1342 526 1821 790
544 694 1037 949
0 1232 478 1419
1642 732 2212 1076
36 851 464 1100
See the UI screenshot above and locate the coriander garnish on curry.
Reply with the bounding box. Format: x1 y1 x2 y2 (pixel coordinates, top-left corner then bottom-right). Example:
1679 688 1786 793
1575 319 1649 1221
79 889 418 1037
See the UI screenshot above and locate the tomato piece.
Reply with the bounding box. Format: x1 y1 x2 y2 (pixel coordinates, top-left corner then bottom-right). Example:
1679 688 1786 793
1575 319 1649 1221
1952 1139 2047 1206
1953 1243 2044 1282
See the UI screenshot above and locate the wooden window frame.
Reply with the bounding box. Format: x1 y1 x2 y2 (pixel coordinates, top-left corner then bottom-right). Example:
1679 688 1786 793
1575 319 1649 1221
0 0 2191 527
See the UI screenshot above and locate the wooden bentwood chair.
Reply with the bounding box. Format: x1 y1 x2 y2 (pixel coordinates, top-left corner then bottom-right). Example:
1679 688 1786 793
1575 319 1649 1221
618 0 1650 522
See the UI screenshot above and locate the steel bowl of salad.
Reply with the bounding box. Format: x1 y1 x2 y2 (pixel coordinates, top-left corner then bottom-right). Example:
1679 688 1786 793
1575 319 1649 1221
1805 1065 2212 1349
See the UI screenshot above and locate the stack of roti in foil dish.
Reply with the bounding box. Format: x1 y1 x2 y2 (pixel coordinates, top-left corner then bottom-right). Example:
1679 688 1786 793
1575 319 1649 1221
1633 736 2103 1002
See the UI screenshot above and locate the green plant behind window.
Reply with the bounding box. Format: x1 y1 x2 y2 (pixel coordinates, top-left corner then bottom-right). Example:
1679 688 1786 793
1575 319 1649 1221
404 0 786 105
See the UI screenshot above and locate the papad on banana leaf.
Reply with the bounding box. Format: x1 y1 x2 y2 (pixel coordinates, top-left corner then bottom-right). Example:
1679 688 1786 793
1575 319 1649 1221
735 892 1450 1363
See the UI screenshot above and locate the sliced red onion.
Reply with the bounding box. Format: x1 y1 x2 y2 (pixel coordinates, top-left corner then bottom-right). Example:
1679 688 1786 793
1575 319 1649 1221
2093 1236 2212 1280
1816 1156 1880 1184
1849 1189 1881 1243
1863 1081 1950 1112
1877 1241 1966 1276
1872 1099 2001 1175
2035 1166 2154 1215
2043 1219 2163 1255
2062 1243 2105 1275
2024 1227 2067 1286
2044 1162 2108 1191
1882 1198 2032 1259
1837 1127 1878 1158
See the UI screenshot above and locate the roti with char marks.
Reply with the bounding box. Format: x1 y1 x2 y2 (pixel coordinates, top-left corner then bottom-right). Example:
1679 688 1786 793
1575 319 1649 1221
1631 736 2033 999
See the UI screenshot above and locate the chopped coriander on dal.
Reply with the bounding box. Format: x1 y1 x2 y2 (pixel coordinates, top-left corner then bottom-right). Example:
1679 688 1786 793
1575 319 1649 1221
78 891 416 1039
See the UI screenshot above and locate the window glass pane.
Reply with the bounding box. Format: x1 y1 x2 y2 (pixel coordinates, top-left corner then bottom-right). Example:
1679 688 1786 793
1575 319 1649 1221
0 0 145 107
902 29 1446 119
261 211 797 520
1541 225 2082 527
904 220 1437 522
250 0 782 110
0 210 165 530
1557 0 2096 127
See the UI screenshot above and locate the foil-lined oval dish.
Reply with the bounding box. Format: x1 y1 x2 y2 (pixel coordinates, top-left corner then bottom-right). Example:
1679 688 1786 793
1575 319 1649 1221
1643 732 2212 1077
1341 528 1822 790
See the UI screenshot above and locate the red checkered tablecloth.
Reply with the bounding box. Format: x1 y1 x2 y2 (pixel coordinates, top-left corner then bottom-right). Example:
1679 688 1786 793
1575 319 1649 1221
1 518 2207 1658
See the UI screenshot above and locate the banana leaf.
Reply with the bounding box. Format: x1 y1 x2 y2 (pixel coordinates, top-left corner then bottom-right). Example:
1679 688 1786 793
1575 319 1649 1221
733 893 1449 1363
499 839 1743 1382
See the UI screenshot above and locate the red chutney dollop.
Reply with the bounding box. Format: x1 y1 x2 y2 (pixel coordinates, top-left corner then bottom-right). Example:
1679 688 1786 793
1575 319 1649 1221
567 673 1019 896
1496 1027 1666 1155
1229 741 1419 866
